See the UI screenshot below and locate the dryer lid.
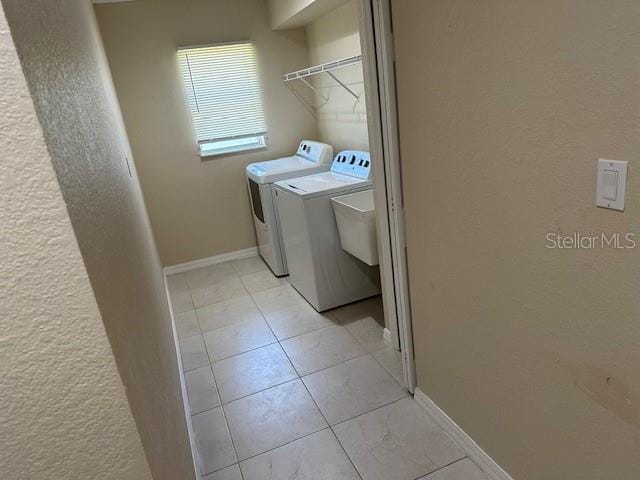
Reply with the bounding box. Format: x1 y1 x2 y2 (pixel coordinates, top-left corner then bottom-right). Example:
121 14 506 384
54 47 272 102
246 140 333 184
246 156 331 184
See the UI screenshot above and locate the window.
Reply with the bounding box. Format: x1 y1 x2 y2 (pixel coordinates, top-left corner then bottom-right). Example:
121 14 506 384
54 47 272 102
177 42 267 157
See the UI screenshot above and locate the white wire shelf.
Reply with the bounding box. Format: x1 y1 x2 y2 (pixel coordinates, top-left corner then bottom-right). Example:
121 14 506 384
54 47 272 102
283 55 363 116
282 55 362 82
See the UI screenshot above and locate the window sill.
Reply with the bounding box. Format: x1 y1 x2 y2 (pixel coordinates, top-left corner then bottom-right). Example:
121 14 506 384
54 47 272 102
198 135 268 159
199 143 266 159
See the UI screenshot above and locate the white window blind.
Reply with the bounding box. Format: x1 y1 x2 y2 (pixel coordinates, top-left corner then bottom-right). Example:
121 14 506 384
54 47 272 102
177 42 267 156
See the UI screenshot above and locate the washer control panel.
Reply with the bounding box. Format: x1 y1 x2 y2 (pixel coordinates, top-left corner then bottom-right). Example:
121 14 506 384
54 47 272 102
330 151 371 179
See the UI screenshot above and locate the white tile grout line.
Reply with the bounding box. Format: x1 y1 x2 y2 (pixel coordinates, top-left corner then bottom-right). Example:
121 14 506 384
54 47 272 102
189 365 404 476
208 389 412 469
170 261 403 478
176 283 394 385
292 370 361 480
180 329 394 373
234 291 365 480
219 403 245 479
181 324 394 375
202 364 245 479
180 285 394 386
410 457 472 480
181 296 387 367
190 348 374 416
220 288 309 478
235 427 334 468
192 353 410 419
182 266 250 479
204 339 280 367
199 324 247 472
200 416 470 480
177 275 464 480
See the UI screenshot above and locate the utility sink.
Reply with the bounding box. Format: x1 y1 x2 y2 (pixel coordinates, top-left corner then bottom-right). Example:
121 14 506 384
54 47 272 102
331 189 378 266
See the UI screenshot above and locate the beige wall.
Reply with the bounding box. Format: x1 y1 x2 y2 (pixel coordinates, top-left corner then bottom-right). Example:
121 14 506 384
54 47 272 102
269 0 313 28
393 1 640 479
1 1 195 479
95 0 318 266
0 3 151 479
269 0 351 29
306 1 369 152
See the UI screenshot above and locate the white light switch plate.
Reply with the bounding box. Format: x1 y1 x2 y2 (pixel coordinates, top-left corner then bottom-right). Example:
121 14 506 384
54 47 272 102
596 159 628 211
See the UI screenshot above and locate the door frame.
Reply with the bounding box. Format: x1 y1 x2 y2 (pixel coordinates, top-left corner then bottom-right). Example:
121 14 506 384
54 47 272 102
358 0 416 392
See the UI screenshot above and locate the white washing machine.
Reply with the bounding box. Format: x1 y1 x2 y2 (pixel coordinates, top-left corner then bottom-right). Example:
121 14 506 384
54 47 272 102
274 151 380 311
247 140 333 276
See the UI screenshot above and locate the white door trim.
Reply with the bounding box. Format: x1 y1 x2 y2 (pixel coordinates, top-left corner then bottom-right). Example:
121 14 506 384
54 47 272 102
358 0 417 392
358 0 399 352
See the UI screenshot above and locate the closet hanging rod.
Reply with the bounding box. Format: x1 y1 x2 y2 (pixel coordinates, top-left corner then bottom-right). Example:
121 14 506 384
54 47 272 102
282 55 362 82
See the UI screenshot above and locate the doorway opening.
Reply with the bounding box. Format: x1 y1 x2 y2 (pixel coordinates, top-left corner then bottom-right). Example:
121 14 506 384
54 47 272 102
162 0 415 397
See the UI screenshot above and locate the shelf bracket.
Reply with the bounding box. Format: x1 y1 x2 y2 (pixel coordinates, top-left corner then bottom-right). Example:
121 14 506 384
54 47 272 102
325 71 360 99
285 82 317 118
298 77 330 103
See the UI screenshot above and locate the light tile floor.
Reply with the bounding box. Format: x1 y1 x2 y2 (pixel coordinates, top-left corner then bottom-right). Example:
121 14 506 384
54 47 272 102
168 257 489 480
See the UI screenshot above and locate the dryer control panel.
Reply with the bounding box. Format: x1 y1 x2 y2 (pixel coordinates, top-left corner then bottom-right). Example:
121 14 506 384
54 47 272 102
330 151 371 179
297 140 334 164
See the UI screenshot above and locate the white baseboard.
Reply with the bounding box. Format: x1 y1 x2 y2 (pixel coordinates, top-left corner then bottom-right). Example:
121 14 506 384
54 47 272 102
383 327 392 346
162 277 201 479
164 247 258 276
413 388 513 480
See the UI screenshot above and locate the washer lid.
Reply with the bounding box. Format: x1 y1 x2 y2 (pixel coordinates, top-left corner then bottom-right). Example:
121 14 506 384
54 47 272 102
275 171 372 198
246 156 331 184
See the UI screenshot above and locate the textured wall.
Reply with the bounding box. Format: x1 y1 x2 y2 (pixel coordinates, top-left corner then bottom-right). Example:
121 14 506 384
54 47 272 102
306 0 369 152
393 1 640 479
0 4 151 480
1 1 195 479
95 0 318 266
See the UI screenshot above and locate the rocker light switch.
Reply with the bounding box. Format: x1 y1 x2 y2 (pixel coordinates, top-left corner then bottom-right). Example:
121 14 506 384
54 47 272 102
602 170 618 201
596 159 627 211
